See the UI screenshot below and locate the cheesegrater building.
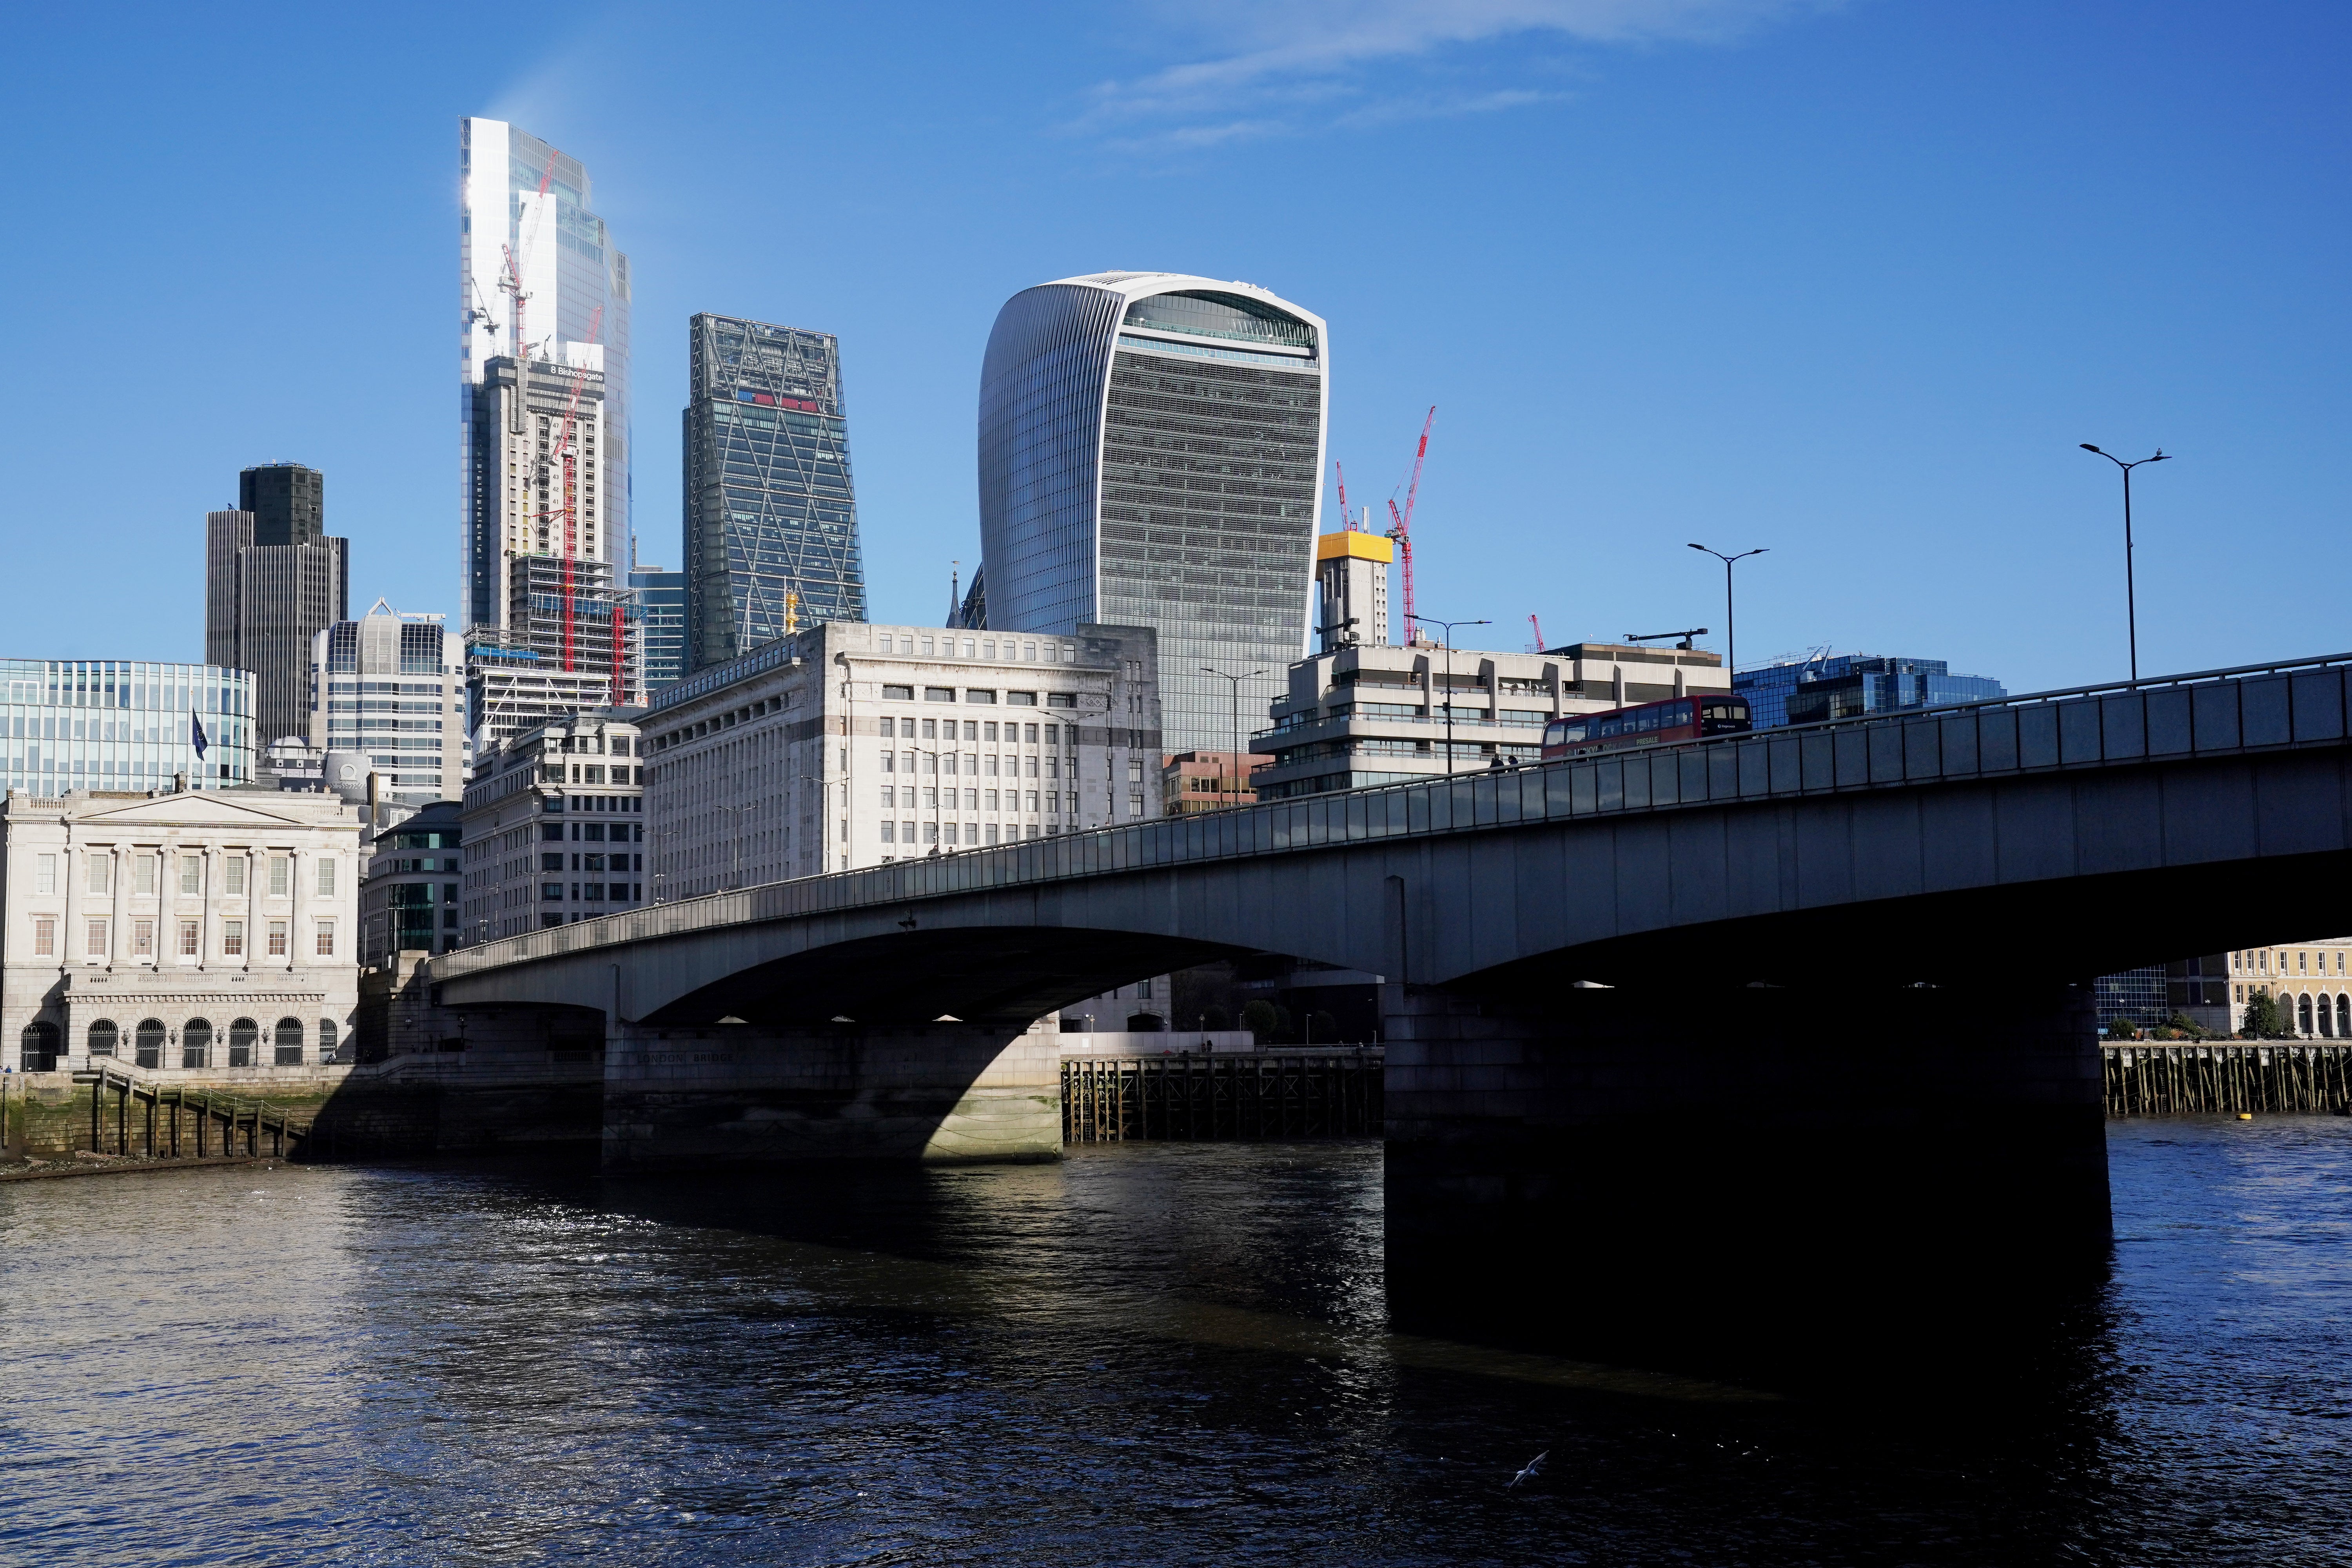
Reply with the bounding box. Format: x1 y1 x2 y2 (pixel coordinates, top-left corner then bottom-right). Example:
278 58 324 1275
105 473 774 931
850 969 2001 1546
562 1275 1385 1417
977 272 1328 756
683 314 866 673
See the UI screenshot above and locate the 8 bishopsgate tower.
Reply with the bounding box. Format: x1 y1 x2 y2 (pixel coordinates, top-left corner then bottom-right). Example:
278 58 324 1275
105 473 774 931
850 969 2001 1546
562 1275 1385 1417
683 314 867 672
977 273 1328 756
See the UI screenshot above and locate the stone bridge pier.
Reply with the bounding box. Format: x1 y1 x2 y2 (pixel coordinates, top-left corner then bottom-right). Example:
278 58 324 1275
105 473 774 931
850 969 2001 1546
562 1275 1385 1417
1380 980 2110 1383
601 1016 1063 1171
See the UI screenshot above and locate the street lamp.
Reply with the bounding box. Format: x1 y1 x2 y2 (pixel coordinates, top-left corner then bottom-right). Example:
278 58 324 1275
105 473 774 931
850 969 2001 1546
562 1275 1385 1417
714 802 758 889
1201 666 1266 808
1687 544 1767 684
2080 444 2172 682
918 748 946 852
1404 615 1491 774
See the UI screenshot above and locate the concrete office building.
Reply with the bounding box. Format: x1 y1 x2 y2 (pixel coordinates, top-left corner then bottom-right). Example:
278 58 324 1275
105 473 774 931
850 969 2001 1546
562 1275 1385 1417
1315 529 1391 651
1253 640 1728 801
683 314 866 671
0 660 255 794
460 117 631 609
978 273 1328 756
308 601 465 809
2 784 361 1073
207 463 349 748
642 623 1159 896
459 713 644 939
359 799 463 963
1738 652 2007 729
629 563 686 692
1161 751 1266 815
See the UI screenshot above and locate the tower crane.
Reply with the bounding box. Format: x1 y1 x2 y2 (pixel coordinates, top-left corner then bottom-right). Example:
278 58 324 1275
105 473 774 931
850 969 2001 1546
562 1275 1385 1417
1528 614 1546 653
499 148 561 367
1385 406 1434 636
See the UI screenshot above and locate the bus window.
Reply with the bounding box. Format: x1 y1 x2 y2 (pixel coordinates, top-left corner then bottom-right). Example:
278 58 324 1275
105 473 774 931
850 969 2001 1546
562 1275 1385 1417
1563 721 1589 742
1636 709 1659 731
1543 721 1566 746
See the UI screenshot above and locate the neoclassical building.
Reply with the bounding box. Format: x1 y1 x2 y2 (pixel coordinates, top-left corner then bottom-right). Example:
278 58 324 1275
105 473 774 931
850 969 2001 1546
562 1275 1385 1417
3 786 363 1074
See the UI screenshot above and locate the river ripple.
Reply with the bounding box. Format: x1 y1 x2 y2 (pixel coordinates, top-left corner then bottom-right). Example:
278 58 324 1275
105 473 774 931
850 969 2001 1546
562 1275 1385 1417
0 1119 2347 1565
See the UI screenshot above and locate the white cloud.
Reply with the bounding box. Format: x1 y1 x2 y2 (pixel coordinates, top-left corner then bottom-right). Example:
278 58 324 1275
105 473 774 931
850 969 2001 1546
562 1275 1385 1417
1080 0 1835 145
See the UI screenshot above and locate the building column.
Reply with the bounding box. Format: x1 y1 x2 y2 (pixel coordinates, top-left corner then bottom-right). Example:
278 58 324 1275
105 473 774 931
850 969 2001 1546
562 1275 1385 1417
156 839 179 971
289 843 307 974
243 848 259 972
107 845 126 973
61 832 81 978
198 844 218 971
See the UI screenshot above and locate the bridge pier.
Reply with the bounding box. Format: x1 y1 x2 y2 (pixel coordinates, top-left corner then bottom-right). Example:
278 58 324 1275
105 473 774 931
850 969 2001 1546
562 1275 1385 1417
601 1016 1063 1171
1382 980 2110 1388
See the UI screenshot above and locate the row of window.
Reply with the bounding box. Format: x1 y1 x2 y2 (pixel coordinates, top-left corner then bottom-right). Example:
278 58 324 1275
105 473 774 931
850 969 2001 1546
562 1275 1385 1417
28 916 335 958
884 787 1068 814
877 685 1078 707
18 1016 335 1071
879 717 1066 744
542 882 641 903
882 822 1041 846
878 635 1076 664
29 852 336 897
885 752 1056 778
2233 948 2349 975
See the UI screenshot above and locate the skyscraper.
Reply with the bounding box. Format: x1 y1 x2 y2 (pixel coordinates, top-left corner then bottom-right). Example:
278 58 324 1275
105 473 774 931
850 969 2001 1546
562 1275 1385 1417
628 563 686 692
206 462 348 747
978 272 1328 755
458 118 632 712
307 600 465 808
683 314 866 671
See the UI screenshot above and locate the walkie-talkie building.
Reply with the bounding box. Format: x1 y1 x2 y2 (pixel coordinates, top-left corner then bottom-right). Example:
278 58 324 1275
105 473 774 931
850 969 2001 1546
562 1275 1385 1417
684 314 866 672
978 272 1327 756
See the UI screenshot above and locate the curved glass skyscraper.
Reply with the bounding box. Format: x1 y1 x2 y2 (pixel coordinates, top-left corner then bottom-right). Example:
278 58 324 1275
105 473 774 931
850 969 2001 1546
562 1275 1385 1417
978 273 1327 755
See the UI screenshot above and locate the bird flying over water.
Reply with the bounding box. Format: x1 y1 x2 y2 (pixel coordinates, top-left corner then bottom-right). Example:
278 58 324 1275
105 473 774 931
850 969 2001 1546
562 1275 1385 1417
1507 1450 1548 1491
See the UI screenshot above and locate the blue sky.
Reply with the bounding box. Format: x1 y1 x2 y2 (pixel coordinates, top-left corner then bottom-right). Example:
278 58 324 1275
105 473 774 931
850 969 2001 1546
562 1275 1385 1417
2 0 2343 693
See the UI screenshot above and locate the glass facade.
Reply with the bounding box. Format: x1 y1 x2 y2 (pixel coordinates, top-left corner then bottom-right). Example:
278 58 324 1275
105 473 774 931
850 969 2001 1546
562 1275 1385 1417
1737 653 2007 728
629 565 686 692
313 604 463 806
683 314 865 672
2097 966 2169 1034
978 275 1327 755
0 660 255 793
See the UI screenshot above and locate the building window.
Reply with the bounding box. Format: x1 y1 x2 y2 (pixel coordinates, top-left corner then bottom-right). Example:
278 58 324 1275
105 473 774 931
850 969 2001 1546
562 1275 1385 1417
319 1019 339 1061
35 854 55 895
880 822 896 843
925 687 955 703
135 855 156 895
222 920 244 957
275 1018 305 1066
543 884 564 902
182 1018 212 1070
225 857 246 895
178 920 200 957
133 918 153 957
88 856 111 895
319 859 336 895
1129 793 1145 816
228 1017 259 1068
31 916 54 957
269 920 288 957
923 822 938 843
314 920 336 957
880 717 896 739
270 857 290 897
882 684 913 701
181 856 202 894
135 1019 165 1070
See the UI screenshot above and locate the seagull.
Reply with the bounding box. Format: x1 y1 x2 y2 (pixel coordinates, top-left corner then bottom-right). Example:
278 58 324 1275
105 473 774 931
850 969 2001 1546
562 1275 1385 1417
1507 1450 1548 1491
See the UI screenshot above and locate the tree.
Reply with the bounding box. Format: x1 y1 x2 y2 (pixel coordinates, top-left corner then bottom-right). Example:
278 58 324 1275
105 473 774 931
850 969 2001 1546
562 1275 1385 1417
2241 990 2286 1040
1240 1000 1281 1041
1199 1004 1231 1031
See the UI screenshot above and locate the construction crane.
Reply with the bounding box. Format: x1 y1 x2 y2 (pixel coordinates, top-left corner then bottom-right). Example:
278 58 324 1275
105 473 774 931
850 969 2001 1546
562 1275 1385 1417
499 148 561 369
1334 461 1362 533
1624 628 1708 650
1527 614 1546 653
1385 407 1434 635
533 304 604 681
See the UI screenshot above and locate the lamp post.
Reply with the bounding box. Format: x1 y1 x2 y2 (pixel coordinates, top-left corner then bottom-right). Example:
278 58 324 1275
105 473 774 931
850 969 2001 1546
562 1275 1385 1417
1405 615 1490 774
1201 666 1266 808
2079 445 2171 682
714 802 758 890
919 748 946 852
1686 544 1766 684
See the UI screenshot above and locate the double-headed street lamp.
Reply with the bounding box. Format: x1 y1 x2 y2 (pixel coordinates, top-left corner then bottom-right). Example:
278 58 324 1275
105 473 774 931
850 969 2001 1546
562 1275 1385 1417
1201 666 1266 808
2080 444 2172 682
1405 614 1491 774
1687 544 1766 682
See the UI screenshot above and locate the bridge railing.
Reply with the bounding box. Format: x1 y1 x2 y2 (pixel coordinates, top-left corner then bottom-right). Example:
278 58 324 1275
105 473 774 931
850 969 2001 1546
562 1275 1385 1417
429 650 2352 980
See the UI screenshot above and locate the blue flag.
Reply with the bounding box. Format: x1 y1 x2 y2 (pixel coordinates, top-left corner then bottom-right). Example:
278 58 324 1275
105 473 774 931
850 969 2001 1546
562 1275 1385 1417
191 711 209 759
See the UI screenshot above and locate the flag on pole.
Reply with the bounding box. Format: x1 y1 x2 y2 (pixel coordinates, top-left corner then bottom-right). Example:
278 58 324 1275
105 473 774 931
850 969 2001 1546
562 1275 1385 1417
191 712 209 760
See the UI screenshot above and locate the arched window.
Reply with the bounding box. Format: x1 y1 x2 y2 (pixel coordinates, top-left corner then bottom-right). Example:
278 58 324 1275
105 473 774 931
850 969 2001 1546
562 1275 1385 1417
135 1019 167 1070
318 1018 339 1062
2323 998 2339 1040
87 1019 118 1058
2339 996 2350 1038
19 1020 60 1073
228 1018 260 1068
181 1018 213 1070
2298 995 2314 1036
273 1018 305 1066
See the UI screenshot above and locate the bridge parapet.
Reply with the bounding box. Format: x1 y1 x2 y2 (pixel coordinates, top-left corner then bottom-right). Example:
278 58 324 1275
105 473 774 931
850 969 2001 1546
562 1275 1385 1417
428 651 2352 987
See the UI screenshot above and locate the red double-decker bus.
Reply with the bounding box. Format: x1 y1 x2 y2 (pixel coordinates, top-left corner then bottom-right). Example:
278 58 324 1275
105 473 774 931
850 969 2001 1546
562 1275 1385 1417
1541 693 1753 760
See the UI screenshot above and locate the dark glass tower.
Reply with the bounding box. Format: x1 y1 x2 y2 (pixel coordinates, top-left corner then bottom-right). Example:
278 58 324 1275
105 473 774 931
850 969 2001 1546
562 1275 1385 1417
207 463 348 746
977 273 1327 755
239 462 325 545
683 313 866 671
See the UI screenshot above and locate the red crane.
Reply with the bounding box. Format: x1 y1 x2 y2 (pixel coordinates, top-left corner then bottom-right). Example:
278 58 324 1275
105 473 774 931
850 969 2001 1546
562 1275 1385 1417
1386 406 1434 636
1528 614 1546 653
1334 461 1360 532
538 305 604 679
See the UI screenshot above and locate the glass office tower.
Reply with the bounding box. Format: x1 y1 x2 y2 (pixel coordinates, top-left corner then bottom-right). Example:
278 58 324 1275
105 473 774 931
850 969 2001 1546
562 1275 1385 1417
977 273 1327 756
628 564 686 692
0 661 256 792
458 118 631 633
683 314 865 672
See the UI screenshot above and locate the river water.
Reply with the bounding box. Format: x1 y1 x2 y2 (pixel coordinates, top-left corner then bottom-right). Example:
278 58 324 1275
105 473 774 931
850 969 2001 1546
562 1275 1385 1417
2 1118 2347 1566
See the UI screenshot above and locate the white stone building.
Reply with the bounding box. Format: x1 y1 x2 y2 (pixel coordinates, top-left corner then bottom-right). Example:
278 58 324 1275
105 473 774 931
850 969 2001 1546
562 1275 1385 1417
3 785 363 1074
643 622 1160 896
459 713 645 940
